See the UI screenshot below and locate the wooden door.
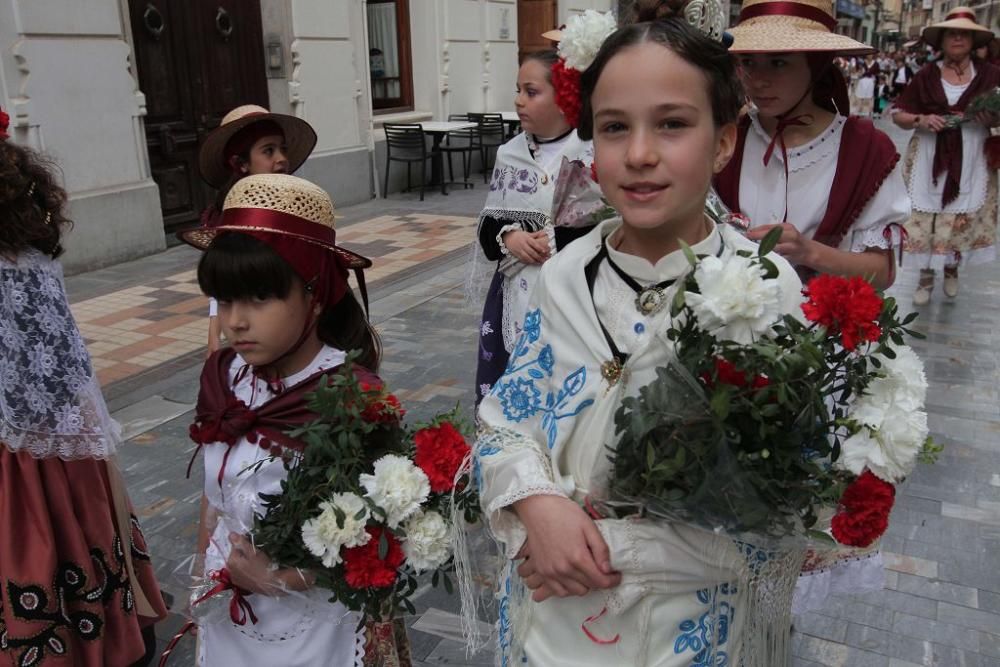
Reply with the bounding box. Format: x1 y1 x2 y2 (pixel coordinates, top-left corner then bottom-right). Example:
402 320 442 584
517 0 559 62
129 0 268 234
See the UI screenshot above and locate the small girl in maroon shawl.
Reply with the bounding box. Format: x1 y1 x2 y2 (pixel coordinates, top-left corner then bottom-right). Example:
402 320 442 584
891 8 1000 305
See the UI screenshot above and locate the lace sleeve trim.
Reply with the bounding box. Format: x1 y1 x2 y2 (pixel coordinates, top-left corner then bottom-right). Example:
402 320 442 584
496 224 523 257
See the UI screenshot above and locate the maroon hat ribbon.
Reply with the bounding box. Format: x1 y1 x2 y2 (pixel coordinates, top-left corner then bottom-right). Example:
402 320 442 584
738 2 838 32
947 10 978 21
216 207 350 308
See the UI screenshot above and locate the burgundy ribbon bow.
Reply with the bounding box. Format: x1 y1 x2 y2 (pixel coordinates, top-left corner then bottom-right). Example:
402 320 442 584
193 568 259 626
762 114 810 168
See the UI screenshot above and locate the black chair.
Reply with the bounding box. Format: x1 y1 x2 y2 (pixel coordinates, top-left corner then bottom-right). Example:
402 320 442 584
469 113 505 183
382 123 433 201
438 113 476 190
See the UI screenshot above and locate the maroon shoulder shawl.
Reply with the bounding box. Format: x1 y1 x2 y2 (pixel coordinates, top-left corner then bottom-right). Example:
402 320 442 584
189 347 381 454
714 115 900 249
895 60 1000 206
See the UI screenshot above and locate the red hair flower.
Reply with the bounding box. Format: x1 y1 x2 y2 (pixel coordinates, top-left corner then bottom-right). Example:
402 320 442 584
831 471 896 547
801 274 883 351
590 161 599 184
413 422 471 493
342 526 405 589
0 108 9 140
551 59 582 129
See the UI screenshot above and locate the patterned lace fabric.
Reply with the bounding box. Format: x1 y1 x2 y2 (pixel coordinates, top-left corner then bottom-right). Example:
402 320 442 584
0 250 120 459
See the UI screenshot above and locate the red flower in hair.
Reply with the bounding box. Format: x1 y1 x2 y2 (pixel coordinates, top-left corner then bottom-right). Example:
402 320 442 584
551 59 582 129
413 422 471 493
801 274 883 351
830 471 896 548
342 526 405 589
0 108 10 140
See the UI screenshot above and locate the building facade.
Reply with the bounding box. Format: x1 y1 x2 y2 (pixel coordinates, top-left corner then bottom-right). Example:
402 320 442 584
0 0 611 273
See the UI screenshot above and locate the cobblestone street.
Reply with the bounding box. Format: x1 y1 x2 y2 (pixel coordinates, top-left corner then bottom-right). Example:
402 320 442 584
63 120 1000 666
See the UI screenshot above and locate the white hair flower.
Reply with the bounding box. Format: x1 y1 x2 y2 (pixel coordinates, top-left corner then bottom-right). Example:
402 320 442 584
558 10 618 72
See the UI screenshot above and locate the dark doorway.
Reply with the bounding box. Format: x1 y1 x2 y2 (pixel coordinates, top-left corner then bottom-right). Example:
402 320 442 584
129 0 269 234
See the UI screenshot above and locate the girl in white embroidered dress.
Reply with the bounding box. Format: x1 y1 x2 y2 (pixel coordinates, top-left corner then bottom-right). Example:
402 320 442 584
473 12 804 666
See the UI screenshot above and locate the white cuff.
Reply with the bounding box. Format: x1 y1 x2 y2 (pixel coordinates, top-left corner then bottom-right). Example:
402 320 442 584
496 224 523 256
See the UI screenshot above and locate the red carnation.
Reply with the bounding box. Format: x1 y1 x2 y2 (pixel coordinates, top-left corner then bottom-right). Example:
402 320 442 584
359 382 406 424
801 274 883 351
702 358 770 391
0 108 9 140
830 471 896 548
342 526 405 589
551 59 582 129
413 422 471 493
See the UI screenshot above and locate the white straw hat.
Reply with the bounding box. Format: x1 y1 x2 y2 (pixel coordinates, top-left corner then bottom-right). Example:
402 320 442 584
728 0 874 55
198 105 317 188
178 174 370 270
922 7 994 49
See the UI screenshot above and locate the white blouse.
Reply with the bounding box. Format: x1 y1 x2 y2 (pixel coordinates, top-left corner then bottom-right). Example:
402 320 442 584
738 111 911 251
907 63 990 213
199 345 365 667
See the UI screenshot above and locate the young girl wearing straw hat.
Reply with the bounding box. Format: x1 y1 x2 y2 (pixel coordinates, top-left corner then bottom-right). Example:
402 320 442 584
197 105 318 354
715 0 910 293
714 0 911 615
177 174 402 665
891 8 1000 304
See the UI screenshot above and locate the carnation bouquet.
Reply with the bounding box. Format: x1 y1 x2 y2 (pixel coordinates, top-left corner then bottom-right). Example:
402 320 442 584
608 229 939 548
183 354 480 665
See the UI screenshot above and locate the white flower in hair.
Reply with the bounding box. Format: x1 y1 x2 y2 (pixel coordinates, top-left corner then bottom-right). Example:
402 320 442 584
558 10 618 72
361 454 431 528
300 492 371 567
401 510 452 573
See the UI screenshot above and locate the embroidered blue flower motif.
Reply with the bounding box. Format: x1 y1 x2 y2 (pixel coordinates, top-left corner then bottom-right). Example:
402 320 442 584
490 167 506 192
473 443 501 490
496 309 595 449
513 169 539 194
496 377 542 422
673 587 734 666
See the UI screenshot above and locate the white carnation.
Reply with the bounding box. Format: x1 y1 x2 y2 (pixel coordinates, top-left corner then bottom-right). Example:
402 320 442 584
402 510 452 573
558 10 618 71
300 493 371 567
361 454 431 528
840 344 930 482
685 254 784 344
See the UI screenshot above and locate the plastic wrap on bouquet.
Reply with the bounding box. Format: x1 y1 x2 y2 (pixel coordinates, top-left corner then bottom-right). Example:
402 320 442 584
549 157 615 230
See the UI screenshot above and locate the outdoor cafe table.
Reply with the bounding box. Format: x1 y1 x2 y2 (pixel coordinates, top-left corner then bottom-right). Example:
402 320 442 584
420 120 477 193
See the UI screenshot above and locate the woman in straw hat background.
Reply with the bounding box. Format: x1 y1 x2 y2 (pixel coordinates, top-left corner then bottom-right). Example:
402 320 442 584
177 174 405 665
197 105 318 355
715 0 909 293
715 0 911 616
891 8 1000 305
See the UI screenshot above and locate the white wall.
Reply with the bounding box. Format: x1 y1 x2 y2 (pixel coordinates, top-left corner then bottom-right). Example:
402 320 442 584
0 0 164 272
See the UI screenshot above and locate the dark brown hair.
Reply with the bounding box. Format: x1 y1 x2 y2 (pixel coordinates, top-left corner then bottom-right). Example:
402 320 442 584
0 140 72 260
197 232 382 371
577 0 743 139
521 49 560 81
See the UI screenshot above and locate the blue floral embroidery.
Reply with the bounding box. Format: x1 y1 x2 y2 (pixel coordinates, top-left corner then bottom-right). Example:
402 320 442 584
494 309 594 449
473 443 501 491
673 586 735 666
734 540 773 577
489 166 540 198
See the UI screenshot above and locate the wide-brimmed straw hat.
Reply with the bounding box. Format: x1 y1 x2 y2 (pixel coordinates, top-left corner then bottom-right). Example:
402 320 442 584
922 7 994 49
178 173 371 271
198 105 317 188
728 0 874 55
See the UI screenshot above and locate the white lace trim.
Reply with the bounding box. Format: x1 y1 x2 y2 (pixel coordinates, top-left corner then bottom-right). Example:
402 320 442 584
496 224 522 257
0 250 119 460
749 112 846 174
849 224 900 253
354 623 365 667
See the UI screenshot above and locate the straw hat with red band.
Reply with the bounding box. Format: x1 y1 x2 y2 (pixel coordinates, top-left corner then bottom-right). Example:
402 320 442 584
728 0 874 54
922 7 994 49
178 174 371 311
198 105 317 189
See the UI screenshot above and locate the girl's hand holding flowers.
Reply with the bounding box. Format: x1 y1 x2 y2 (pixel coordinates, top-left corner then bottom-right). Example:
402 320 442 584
225 533 315 595
746 222 815 266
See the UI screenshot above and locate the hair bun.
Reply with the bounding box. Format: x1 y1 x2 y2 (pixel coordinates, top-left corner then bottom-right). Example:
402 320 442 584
632 0 688 22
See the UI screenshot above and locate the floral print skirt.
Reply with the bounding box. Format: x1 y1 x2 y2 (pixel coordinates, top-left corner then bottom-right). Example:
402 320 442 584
0 446 167 667
902 134 998 269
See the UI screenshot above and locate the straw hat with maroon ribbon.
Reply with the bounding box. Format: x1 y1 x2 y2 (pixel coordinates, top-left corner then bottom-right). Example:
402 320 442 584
728 0 874 54
179 173 371 311
198 105 317 188
922 7 994 49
